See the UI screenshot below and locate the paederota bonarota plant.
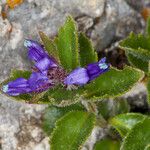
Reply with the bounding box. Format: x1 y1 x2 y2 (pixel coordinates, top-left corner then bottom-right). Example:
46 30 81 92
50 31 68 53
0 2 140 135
2 39 109 96
0 16 149 150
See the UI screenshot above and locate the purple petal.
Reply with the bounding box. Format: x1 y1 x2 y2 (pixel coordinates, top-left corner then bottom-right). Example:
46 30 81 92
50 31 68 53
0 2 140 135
35 57 57 74
64 68 89 85
28 72 53 92
2 78 31 96
24 39 49 62
87 57 109 81
99 57 106 63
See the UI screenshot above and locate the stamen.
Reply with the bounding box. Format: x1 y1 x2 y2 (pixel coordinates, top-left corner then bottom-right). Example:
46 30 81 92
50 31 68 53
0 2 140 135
47 67 67 84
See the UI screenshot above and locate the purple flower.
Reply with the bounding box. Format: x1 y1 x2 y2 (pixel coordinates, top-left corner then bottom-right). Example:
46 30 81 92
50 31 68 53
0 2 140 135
24 39 57 74
87 57 109 81
28 72 53 92
64 57 109 86
24 39 48 62
1 39 110 96
2 78 31 96
64 68 89 85
2 40 57 96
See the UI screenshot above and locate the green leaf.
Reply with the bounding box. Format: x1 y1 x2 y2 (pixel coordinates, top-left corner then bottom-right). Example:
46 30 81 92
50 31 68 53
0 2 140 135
126 52 148 73
38 86 84 106
109 113 146 137
79 33 98 67
120 117 150 150
120 33 150 61
55 16 79 71
39 31 59 61
146 17 150 36
146 78 150 105
51 111 96 150
84 66 144 100
94 138 120 150
119 32 150 73
42 103 85 135
10 69 31 79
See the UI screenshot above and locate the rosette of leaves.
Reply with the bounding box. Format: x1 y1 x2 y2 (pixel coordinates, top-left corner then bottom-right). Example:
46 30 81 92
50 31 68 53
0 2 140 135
119 17 150 105
0 16 146 150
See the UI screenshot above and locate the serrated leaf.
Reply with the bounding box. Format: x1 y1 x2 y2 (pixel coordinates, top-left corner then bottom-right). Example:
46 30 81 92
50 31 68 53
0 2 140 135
120 117 150 150
39 31 59 61
120 33 150 61
109 113 146 137
146 78 150 105
55 16 79 71
126 52 148 73
51 111 96 150
84 66 144 100
42 103 85 135
119 32 150 73
79 33 98 67
38 86 84 106
94 138 120 150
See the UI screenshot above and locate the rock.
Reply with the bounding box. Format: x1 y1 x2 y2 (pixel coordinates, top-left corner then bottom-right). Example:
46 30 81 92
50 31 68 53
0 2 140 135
125 0 144 12
89 0 144 51
0 95 47 150
82 127 107 150
0 0 146 149
0 10 11 37
123 83 149 113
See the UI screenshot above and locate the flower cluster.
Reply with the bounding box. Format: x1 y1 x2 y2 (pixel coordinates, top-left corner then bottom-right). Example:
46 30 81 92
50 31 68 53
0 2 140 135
2 40 109 96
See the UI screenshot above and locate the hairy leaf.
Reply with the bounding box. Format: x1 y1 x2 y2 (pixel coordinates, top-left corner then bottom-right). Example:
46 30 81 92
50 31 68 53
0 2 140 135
79 33 98 67
109 113 146 137
119 32 150 73
42 103 85 135
84 66 144 100
38 86 84 106
146 17 150 36
146 78 150 105
39 31 59 61
126 52 148 73
94 138 120 150
120 117 150 150
51 111 96 150
55 16 79 71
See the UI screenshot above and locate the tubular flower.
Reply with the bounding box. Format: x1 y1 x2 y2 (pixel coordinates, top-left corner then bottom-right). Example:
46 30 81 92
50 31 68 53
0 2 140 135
2 78 31 96
24 39 57 75
1 39 109 96
2 40 59 96
64 57 109 86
